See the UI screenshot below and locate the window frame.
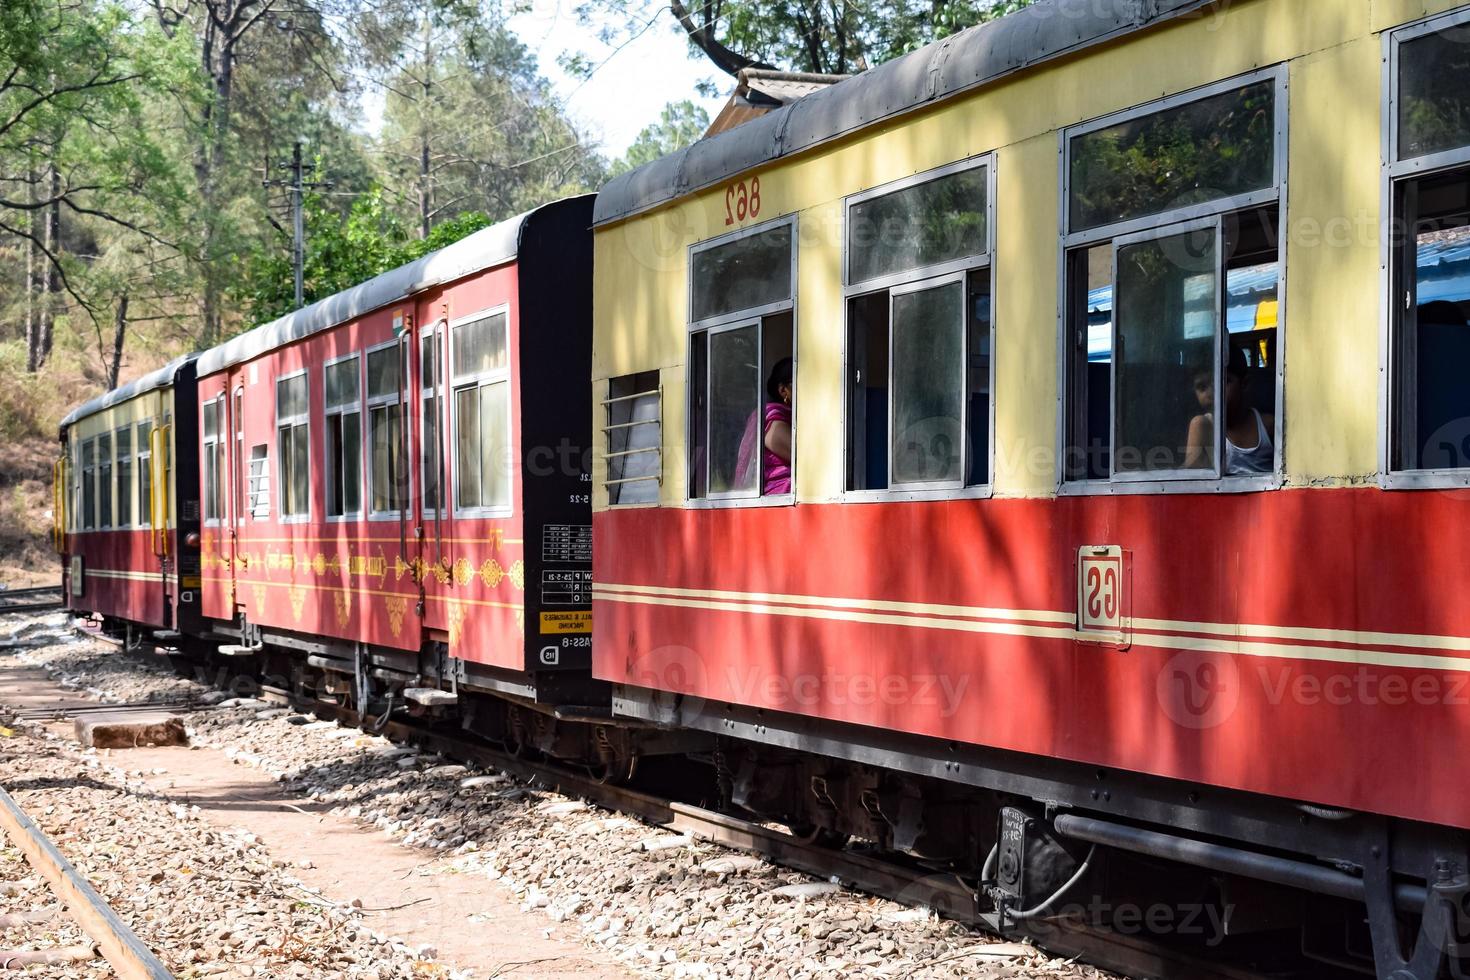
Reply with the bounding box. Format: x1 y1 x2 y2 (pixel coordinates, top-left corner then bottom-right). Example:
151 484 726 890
364 338 410 521
202 394 224 526
420 322 445 519
136 421 152 530
114 426 134 528
685 214 798 509
1056 65 1289 497
841 155 997 504
81 437 96 531
1379 7 1470 490
322 352 364 522
97 431 113 530
447 308 511 519
274 370 311 523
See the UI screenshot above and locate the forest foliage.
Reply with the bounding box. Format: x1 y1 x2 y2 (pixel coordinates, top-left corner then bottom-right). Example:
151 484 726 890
1 0 1040 446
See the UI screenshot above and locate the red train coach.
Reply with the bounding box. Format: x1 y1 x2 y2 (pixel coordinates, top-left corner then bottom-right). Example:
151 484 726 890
191 196 598 714
56 356 205 642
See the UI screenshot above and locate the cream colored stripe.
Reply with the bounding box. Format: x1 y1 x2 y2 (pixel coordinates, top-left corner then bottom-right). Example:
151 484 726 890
592 582 1076 625
593 588 1470 674
597 582 1470 655
84 569 163 583
1131 617 1470 654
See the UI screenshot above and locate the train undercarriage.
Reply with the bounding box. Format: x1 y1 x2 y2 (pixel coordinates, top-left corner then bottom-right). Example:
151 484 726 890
96 613 1470 980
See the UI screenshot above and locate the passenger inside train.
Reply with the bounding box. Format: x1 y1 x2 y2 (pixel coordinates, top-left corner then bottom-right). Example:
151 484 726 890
1185 347 1276 475
735 356 793 495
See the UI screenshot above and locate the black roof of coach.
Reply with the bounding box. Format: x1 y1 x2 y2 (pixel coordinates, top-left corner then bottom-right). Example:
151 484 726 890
592 0 1214 227
60 354 199 430
196 195 594 378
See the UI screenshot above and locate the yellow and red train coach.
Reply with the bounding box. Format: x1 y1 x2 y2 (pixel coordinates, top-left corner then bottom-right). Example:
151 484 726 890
590 0 1470 970
57 357 203 639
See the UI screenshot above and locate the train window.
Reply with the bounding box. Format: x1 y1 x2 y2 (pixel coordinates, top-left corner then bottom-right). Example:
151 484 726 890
1395 23 1470 164
1062 69 1284 490
688 314 794 501
202 398 224 523
366 343 406 516
275 374 310 520
1386 11 1470 480
81 439 96 531
844 159 992 495
115 428 132 528
848 164 988 287
690 223 793 323
603 372 661 505
136 422 151 529
1068 79 1276 235
451 311 510 514
687 217 796 504
97 432 113 529
324 355 362 519
420 329 443 514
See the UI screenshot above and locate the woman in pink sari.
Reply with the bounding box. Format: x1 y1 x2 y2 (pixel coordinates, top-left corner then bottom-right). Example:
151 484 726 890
735 358 793 495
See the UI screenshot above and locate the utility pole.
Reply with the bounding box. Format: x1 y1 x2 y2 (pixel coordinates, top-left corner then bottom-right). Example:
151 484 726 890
263 141 333 309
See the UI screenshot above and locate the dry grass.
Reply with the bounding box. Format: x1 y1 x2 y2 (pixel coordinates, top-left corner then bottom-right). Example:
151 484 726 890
0 435 60 588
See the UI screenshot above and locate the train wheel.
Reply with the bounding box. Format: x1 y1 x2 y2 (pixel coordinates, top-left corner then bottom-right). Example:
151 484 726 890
596 754 638 786
788 822 849 849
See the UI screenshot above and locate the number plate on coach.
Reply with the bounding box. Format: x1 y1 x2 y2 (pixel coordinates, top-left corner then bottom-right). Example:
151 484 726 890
1077 546 1125 637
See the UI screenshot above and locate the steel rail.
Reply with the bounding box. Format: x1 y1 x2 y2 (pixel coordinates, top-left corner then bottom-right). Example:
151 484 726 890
0 786 173 979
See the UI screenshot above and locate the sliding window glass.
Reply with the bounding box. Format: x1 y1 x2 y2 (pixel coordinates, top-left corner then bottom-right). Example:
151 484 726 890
276 374 310 520
420 327 444 515
451 311 511 514
136 422 152 528
845 159 993 495
324 355 362 519
1387 10 1470 481
365 343 408 516
97 432 112 529
81 439 96 531
1061 70 1285 488
687 218 795 503
115 428 133 527
203 397 223 523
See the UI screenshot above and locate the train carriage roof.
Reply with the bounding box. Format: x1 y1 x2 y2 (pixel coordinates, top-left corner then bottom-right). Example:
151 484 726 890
592 0 1214 227
60 354 198 430
196 197 589 379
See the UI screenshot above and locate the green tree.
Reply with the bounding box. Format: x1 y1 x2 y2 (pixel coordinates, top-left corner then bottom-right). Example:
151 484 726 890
611 101 710 177
0 0 193 374
595 0 1034 78
359 0 605 238
235 185 495 323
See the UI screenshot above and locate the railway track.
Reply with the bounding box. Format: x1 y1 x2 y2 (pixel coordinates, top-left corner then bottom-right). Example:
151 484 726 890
0 783 173 978
54 620 1290 979
263 684 1273 980
0 585 64 615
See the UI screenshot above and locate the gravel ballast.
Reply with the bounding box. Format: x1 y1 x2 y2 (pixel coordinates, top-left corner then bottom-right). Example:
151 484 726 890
3 614 1120 980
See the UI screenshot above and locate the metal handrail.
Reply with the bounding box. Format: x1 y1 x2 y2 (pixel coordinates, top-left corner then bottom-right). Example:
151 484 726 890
157 423 172 559
605 474 663 486
51 457 66 552
601 418 660 432
149 424 164 557
600 390 657 407
605 447 662 459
